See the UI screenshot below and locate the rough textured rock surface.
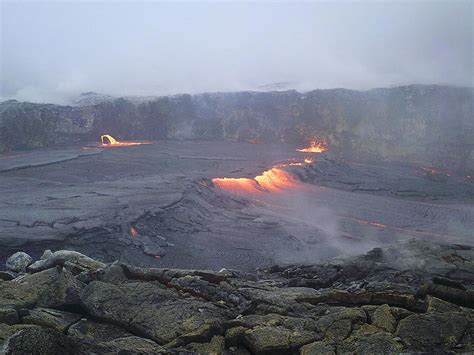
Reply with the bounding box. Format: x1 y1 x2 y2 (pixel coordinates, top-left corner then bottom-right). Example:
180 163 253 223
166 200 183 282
27 250 105 273
1 85 473 174
0 243 473 354
1 140 472 274
5 252 32 273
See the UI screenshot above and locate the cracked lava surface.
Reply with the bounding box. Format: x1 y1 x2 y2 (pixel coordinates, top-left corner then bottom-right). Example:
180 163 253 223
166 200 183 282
0 141 473 270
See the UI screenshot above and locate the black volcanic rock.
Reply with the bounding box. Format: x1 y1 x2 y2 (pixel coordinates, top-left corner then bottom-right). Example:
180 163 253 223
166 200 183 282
1 241 473 353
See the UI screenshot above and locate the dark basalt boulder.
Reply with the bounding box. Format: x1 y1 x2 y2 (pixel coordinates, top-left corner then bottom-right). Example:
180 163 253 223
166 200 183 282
14 266 84 308
80 280 230 345
21 308 82 333
6 252 32 273
396 313 469 351
0 242 473 354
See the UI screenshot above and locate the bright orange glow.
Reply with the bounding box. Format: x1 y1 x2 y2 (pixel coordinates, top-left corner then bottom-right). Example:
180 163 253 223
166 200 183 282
101 134 118 145
255 168 296 192
213 168 297 194
297 138 328 153
130 227 138 237
212 154 317 194
356 218 387 228
212 177 261 193
100 134 151 148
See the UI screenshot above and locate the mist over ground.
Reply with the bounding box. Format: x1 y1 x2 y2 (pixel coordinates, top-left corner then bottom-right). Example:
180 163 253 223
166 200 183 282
1 0 472 104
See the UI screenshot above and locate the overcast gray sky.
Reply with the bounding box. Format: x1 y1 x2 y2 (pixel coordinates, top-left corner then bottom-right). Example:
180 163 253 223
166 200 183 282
1 0 473 104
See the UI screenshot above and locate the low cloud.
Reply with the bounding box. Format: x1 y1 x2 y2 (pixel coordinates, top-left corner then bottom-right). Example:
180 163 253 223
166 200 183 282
1 1 472 104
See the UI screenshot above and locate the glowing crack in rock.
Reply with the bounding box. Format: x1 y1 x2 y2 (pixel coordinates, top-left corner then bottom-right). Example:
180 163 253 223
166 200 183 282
355 218 388 228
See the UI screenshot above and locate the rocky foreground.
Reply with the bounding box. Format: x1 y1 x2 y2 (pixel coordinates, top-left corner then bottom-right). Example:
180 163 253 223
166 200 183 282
1 239 473 354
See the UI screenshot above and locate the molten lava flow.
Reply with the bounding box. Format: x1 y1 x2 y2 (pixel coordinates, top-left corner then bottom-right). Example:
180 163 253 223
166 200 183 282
130 226 138 237
100 134 151 148
296 138 328 153
213 154 317 194
213 168 298 194
355 218 387 228
101 134 118 145
212 177 261 193
370 222 388 228
254 168 296 192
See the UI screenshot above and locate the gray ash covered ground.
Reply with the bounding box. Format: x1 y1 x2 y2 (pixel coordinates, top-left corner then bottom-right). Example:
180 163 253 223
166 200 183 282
0 141 473 270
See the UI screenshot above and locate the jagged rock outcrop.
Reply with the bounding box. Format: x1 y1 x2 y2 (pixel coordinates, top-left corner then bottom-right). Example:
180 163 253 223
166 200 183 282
1 85 473 174
1 239 473 354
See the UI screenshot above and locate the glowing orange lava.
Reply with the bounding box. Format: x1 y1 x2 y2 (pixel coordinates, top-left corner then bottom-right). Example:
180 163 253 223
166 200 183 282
213 168 297 194
100 134 151 147
370 222 388 228
355 218 387 228
296 139 328 153
255 168 296 192
130 227 138 237
212 154 317 194
212 177 260 193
